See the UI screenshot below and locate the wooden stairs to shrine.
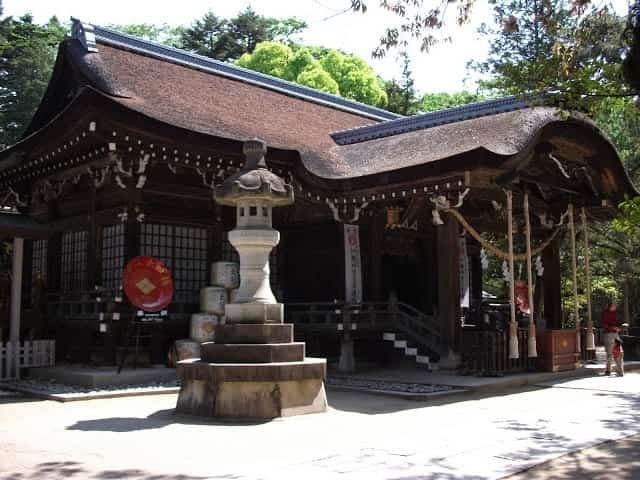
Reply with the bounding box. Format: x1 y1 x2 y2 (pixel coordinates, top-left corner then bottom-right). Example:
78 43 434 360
382 332 435 369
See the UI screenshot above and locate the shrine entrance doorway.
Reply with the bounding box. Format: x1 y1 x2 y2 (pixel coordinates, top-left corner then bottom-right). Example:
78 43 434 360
381 254 425 311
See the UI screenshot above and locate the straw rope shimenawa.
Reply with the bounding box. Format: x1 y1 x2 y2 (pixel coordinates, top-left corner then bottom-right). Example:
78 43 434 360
445 208 563 261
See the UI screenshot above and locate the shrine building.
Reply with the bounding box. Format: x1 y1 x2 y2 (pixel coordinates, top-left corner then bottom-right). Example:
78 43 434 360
0 20 636 374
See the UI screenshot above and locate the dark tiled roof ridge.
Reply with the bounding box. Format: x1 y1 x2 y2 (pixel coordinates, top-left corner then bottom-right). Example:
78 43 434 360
81 21 401 122
331 95 537 145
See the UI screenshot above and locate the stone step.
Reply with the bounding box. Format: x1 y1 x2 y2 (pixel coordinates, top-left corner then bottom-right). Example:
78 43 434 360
201 342 305 363
382 332 396 341
416 355 430 364
214 323 293 344
393 340 408 349
405 347 418 356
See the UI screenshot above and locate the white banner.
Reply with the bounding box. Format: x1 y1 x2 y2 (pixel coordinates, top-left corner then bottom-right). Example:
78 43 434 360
344 224 363 304
459 236 470 308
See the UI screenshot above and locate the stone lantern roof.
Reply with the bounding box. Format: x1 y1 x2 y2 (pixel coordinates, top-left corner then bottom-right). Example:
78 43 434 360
214 139 294 207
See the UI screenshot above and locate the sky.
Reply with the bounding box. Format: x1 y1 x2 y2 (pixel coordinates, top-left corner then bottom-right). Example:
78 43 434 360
3 0 631 94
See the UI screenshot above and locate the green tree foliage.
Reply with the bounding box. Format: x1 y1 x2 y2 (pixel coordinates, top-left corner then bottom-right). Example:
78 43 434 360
296 66 340 95
319 50 387 105
180 7 306 62
470 1 628 110
109 23 184 47
0 14 65 148
418 91 484 112
384 52 419 115
236 41 292 78
237 41 387 107
469 0 640 317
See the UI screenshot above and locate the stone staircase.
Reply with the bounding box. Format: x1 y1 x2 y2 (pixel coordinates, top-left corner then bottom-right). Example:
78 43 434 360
382 332 436 369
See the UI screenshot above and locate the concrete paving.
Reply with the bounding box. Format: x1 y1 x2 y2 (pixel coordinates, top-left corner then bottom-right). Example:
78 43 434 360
1 373 639 480
505 433 640 479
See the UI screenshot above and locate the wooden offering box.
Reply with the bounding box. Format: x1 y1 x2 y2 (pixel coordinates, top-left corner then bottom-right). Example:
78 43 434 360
536 329 580 372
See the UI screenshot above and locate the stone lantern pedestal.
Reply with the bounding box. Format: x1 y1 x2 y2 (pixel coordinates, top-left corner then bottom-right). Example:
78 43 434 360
176 139 327 418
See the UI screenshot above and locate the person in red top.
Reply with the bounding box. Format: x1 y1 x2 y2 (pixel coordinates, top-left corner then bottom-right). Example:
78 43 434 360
601 302 619 375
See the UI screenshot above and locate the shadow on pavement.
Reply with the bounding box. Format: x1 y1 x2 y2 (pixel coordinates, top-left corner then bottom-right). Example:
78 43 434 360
504 433 640 479
495 383 640 478
0 461 222 479
327 386 542 415
66 408 272 432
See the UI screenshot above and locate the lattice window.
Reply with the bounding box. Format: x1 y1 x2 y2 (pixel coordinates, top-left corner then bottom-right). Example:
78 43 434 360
140 224 207 304
32 240 47 284
61 231 87 292
101 224 125 292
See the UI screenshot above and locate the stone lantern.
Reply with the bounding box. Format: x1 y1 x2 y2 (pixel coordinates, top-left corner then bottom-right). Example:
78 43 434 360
214 139 293 323
175 139 327 419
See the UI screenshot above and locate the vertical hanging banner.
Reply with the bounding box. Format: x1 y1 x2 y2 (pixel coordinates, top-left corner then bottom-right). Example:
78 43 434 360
459 236 470 308
344 224 363 304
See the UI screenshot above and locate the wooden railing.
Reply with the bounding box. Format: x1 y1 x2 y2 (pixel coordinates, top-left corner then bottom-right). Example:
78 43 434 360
0 340 55 380
460 328 533 375
286 301 441 357
461 326 606 375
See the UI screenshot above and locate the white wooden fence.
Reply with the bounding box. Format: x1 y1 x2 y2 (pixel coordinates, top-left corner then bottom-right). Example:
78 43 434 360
0 340 55 380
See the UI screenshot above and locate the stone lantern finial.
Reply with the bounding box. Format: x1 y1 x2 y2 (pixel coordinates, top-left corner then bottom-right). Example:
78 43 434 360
242 138 268 170
214 138 293 207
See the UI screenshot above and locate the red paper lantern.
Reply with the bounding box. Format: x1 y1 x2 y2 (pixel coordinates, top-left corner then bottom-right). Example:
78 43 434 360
123 256 174 311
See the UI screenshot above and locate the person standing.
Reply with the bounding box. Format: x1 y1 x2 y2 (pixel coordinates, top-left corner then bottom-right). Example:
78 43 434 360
601 302 619 375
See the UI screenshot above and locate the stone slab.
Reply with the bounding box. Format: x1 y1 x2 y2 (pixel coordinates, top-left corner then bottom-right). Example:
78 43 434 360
215 323 293 344
225 302 283 324
176 378 327 418
176 357 326 382
201 342 305 363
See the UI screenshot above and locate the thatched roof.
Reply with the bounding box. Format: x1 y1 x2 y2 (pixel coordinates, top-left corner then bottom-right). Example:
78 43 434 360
2 20 635 202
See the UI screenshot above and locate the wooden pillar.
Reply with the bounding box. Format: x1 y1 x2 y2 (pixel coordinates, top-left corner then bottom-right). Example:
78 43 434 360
436 212 461 354
421 226 438 315
368 211 385 301
506 190 519 359
9 237 24 343
468 239 483 306
86 185 98 289
568 204 581 353
542 237 562 329
581 208 595 350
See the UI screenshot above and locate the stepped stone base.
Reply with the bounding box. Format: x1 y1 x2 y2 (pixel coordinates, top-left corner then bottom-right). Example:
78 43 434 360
176 358 327 418
201 342 305 363
225 302 283 323
215 324 293 344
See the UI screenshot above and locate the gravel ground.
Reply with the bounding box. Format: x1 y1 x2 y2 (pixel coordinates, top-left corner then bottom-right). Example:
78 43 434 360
0 378 180 397
326 375 455 393
0 375 455 399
